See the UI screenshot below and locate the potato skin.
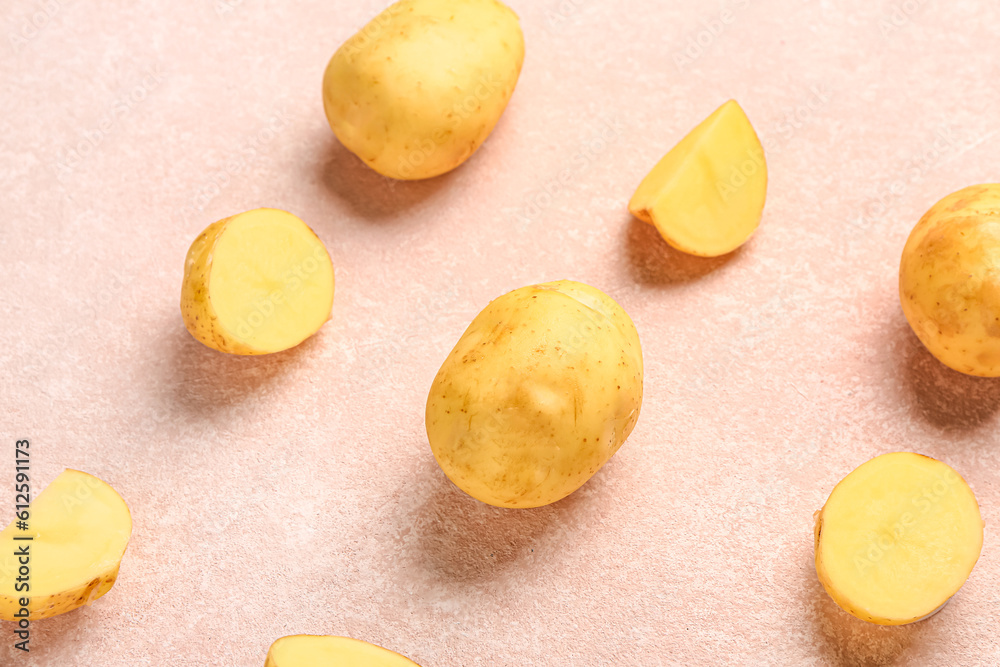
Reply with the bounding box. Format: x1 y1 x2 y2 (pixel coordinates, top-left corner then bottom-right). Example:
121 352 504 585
899 184 1000 376
426 281 643 508
180 216 260 355
322 0 525 180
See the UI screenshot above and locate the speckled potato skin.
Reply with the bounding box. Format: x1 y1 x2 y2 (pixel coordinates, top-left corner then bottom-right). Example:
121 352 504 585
0 565 120 621
322 0 525 180
426 280 643 508
181 216 260 355
900 184 1000 376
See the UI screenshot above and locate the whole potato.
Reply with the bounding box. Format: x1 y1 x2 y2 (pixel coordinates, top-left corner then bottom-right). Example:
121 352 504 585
426 280 643 508
900 184 1000 376
322 0 525 180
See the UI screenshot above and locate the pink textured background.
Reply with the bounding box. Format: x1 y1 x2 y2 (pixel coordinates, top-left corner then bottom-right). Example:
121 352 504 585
2 0 1000 664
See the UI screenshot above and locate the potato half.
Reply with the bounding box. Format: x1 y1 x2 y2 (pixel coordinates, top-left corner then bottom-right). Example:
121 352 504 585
815 453 983 625
629 100 766 257
322 0 525 180
426 280 643 508
0 470 132 621
181 208 335 355
265 635 421 667
899 183 1000 376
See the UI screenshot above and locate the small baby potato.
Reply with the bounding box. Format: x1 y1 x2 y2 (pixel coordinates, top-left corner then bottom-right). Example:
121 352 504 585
0 470 132 621
322 0 525 180
815 453 983 625
426 280 643 508
899 184 1000 375
265 635 421 667
629 100 766 257
180 208 335 355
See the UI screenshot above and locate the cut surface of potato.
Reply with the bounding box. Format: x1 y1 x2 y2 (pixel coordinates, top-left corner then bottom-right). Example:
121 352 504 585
899 183 1000 376
0 469 131 621
181 208 335 355
815 452 983 625
265 635 421 667
629 99 766 257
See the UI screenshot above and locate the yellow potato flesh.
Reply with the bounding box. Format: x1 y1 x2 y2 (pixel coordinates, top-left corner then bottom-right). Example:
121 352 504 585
628 99 767 257
181 208 335 355
322 0 525 180
899 183 1000 376
815 453 982 625
0 470 131 620
426 280 643 508
264 635 421 667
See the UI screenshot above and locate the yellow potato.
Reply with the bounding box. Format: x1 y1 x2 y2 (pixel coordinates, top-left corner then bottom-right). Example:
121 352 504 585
426 280 643 508
265 635 421 667
899 184 1000 375
0 469 132 621
815 453 982 625
322 0 525 180
181 208 335 355
629 100 766 257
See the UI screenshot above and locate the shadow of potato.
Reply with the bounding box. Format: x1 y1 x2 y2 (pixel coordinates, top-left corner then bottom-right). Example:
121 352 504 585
623 216 740 286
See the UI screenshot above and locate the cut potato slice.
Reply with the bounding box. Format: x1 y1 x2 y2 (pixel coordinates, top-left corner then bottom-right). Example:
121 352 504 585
629 100 766 257
0 469 132 621
815 452 983 625
265 635 421 667
181 208 335 355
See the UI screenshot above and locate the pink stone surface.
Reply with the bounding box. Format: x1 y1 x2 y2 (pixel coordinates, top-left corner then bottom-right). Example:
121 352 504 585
2 0 1000 664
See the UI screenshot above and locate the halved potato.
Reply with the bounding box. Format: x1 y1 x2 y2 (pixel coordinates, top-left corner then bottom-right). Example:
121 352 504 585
181 208 335 355
629 100 766 257
815 453 983 625
0 469 132 620
265 635 421 667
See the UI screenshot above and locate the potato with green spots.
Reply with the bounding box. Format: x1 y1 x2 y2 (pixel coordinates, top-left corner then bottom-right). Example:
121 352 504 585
0 470 132 621
900 184 1000 375
426 280 643 508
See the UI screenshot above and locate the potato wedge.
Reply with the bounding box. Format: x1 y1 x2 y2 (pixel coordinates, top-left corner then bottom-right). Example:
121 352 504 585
629 100 766 257
265 635 421 667
0 469 131 621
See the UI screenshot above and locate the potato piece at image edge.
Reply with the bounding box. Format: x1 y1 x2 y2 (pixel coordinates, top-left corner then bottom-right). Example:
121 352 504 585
629 99 767 257
181 208 335 355
0 469 132 621
265 635 421 667
815 452 983 625
899 183 1000 376
426 280 643 508
322 0 525 180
